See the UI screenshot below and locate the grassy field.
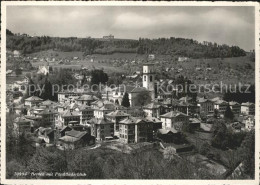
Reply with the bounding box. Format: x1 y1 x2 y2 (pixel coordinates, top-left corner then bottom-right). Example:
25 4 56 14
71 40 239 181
26 50 255 84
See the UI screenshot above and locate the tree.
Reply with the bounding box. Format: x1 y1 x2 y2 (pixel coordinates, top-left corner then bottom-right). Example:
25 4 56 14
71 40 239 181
135 91 151 107
121 92 130 108
239 130 255 178
224 105 234 121
15 68 22 76
91 69 108 85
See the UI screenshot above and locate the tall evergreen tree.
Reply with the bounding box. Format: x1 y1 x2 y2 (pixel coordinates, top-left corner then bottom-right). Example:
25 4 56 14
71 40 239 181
224 105 234 121
121 92 130 108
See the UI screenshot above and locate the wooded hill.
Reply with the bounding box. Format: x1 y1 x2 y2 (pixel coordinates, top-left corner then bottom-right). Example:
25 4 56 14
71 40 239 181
7 29 246 59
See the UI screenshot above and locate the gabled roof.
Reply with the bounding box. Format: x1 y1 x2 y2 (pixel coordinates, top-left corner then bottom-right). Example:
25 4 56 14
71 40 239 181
130 87 148 93
25 96 43 101
214 100 228 105
229 101 240 106
145 117 162 123
160 111 188 118
77 95 97 101
14 117 31 123
179 96 192 101
89 118 113 125
105 110 129 117
241 102 255 107
78 104 92 111
37 108 58 115
119 116 148 125
158 128 179 134
211 97 222 102
62 110 80 117
197 97 211 103
40 100 56 106
65 130 87 138
143 102 162 109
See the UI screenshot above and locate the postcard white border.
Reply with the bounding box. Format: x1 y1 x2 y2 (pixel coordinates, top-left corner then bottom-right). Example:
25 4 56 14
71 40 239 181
1 1 259 185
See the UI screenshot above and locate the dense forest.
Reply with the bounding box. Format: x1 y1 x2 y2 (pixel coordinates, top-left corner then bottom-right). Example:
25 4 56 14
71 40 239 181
7 29 246 58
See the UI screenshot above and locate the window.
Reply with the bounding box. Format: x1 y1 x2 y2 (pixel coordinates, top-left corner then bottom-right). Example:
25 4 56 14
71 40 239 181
144 75 146 81
150 75 153 82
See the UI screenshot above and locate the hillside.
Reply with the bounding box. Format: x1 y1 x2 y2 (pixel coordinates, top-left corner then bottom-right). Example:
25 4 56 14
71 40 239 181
6 29 246 59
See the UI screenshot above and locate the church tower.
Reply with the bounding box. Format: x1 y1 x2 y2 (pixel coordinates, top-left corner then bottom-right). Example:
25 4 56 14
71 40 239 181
143 63 155 99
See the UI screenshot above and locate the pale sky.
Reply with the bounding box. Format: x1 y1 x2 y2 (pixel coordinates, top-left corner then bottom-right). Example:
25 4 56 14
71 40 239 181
6 6 255 51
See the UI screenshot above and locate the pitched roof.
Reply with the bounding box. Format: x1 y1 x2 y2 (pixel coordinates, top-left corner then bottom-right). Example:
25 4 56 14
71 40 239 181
119 116 147 125
105 110 129 117
143 102 162 109
62 110 80 117
25 96 43 101
229 101 240 106
241 102 255 107
130 87 149 93
145 117 162 123
197 97 211 103
89 118 113 125
37 108 58 115
65 130 87 138
160 111 188 118
77 95 97 101
214 100 228 105
40 100 56 106
158 128 178 134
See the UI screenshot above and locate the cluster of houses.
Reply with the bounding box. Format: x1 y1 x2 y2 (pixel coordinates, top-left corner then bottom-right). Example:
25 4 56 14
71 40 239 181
9 63 255 151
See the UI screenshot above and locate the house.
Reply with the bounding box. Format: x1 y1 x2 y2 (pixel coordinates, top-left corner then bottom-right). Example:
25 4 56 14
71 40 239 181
145 116 163 131
241 102 255 115
37 65 50 75
13 50 20 58
13 117 32 136
35 127 55 144
143 102 165 118
89 118 114 141
197 97 214 114
61 110 81 126
24 96 43 108
58 130 95 150
35 108 58 128
229 101 241 115
105 110 129 137
78 104 94 124
160 111 189 131
213 100 228 114
119 116 153 144
157 128 181 143
103 34 114 40
76 94 98 106
244 115 255 131
148 54 155 60
178 57 189 62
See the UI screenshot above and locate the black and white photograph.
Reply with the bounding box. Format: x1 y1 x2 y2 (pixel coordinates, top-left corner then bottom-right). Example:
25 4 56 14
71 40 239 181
1 1 259 184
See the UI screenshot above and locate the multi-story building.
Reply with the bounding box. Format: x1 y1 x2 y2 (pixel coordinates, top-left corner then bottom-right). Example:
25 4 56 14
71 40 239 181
76 94 98 106
160 110 189 131
61 110 81 126
197 97 214 114
105 110 129 137
78 104 94 124
13 117 32 136
213 100 228 114
244 115 255 131
118 116 153 144
89 118 114 141
24 96 43 108
241 102 255 115
229 101 241 115
143 102 164 118
35 108 58 128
